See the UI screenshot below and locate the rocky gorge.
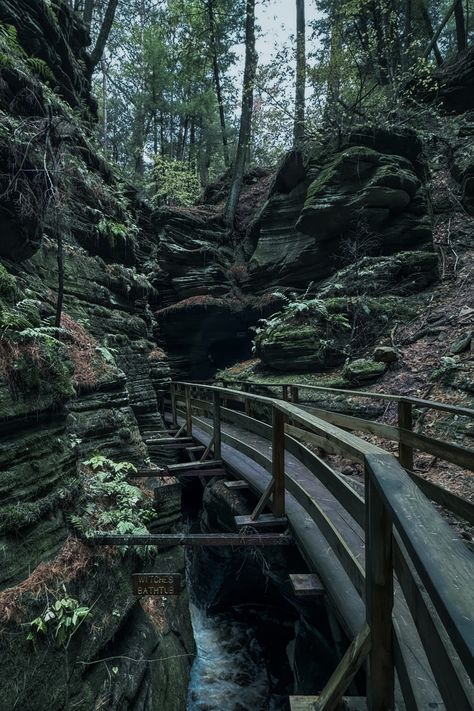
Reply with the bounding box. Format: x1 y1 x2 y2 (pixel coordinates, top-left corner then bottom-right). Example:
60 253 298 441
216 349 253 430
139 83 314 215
0 1 473 710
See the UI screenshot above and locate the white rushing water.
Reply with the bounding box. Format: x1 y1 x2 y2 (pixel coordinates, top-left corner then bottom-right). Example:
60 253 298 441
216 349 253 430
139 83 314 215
187 603 285 711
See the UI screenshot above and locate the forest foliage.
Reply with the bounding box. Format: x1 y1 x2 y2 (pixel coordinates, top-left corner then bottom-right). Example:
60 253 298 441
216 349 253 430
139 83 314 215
70 0 472 208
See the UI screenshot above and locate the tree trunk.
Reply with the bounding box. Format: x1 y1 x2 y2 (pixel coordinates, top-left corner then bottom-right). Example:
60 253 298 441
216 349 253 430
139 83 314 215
324 9 342 125
423 0 459 61
55 231 64 329
224 0 257 229
89 0 119 71
101 57 108 152
454 0 467 51
403 0 412 69
294 0 306 145
207 0 230 167
417 0 443 65
83 0 94 30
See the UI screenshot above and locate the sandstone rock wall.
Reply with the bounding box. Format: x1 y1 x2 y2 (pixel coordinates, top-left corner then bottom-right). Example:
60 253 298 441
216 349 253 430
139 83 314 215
0 3 192 708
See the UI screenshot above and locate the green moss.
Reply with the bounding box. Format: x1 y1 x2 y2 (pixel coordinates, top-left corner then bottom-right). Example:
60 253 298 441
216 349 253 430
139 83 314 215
0 479 79 535
0 264 16 297
343 358 387 382
305 146 381 204
8 333 75 402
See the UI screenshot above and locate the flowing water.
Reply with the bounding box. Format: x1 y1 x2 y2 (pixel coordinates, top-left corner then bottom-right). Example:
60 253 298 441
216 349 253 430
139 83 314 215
187 603 288 711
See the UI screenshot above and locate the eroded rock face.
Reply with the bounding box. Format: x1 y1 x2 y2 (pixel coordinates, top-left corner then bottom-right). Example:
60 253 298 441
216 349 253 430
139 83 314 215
0 3 192 708
247 127 432 290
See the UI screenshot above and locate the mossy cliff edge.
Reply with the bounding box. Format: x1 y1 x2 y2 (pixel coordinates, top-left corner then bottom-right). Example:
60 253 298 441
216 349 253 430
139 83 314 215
0 2 193 709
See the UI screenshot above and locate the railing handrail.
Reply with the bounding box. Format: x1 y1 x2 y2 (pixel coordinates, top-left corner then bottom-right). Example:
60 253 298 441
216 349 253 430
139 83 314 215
220 378 474 419
168 380 474 708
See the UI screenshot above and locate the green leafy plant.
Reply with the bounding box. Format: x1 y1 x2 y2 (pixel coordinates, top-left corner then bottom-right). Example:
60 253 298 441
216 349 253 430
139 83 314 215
27 592 90 646
97 218 128 241
71 456 156 559
149 155 201 207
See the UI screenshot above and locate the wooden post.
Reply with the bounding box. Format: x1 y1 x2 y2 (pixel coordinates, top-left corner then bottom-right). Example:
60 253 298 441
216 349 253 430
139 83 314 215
213 390 221 459
170 383 177 427
365 462 394 711
185 386 192 436
291 385 299 404
398 400 414 471
272 406 285 516
282 384 289 401
243 383 251 416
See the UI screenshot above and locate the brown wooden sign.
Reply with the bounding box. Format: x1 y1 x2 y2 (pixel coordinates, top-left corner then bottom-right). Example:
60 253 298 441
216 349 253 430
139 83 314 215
132 573 181 596
154 483 181 502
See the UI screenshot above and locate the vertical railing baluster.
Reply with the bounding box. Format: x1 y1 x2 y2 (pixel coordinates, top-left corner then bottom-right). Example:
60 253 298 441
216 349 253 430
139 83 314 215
213 390 221 459
291 385 299 404
398 400 414 471
272 406 285 516
365 458 394 711
282 384 289 401
171 382 177 427
185 385 192 436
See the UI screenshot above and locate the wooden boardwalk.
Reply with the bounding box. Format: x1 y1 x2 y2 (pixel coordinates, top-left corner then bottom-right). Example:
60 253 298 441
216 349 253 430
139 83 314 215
163 381 474 711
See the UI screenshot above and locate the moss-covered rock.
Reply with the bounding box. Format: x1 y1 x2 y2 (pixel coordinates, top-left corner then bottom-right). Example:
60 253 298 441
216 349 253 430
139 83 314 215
0 263 16 297
297 143 431 250
254 295 417 372
317 251 438 298
343 358 387 383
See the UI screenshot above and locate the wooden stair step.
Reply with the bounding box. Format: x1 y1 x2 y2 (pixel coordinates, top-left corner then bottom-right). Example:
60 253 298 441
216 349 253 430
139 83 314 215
145 436 193 445
89 532 293 547
186 445 205 452
235 513 288 530
224 480 250 490
167 459 222 472
289 573 325 598
290 697 366 711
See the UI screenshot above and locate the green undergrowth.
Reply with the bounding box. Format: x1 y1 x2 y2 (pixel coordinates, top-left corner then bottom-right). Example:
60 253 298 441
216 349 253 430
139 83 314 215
0 479 80 535
70 455 157 559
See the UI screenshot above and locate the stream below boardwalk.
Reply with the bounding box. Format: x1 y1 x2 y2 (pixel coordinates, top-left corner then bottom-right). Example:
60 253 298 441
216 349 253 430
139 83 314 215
186 602 289 711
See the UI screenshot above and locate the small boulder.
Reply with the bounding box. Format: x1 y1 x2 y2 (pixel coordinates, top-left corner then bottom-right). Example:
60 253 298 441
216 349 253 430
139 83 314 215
450 331 473 355
374 346 399 363
343 358 387 383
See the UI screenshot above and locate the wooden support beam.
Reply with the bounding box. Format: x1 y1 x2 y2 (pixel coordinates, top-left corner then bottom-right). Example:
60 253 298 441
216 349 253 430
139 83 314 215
365 464 394 711
312 623 371 710
199 434 214 462
283 384 289 401
88 532 293 547
291 385 299 403
289 573 325 598
398 401 413 471
235 513 288 530
272 406 286 516
173 423 186 439
250 476 275 521
224 480 249 490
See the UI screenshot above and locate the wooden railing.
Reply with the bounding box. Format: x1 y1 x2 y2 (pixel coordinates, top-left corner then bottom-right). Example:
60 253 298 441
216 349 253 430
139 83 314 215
168 380 474 711
218 378 474 525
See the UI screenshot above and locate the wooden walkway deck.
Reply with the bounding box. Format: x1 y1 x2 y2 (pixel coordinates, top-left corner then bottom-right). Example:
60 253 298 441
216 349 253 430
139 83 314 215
163 381 474 711
170 413 443 710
